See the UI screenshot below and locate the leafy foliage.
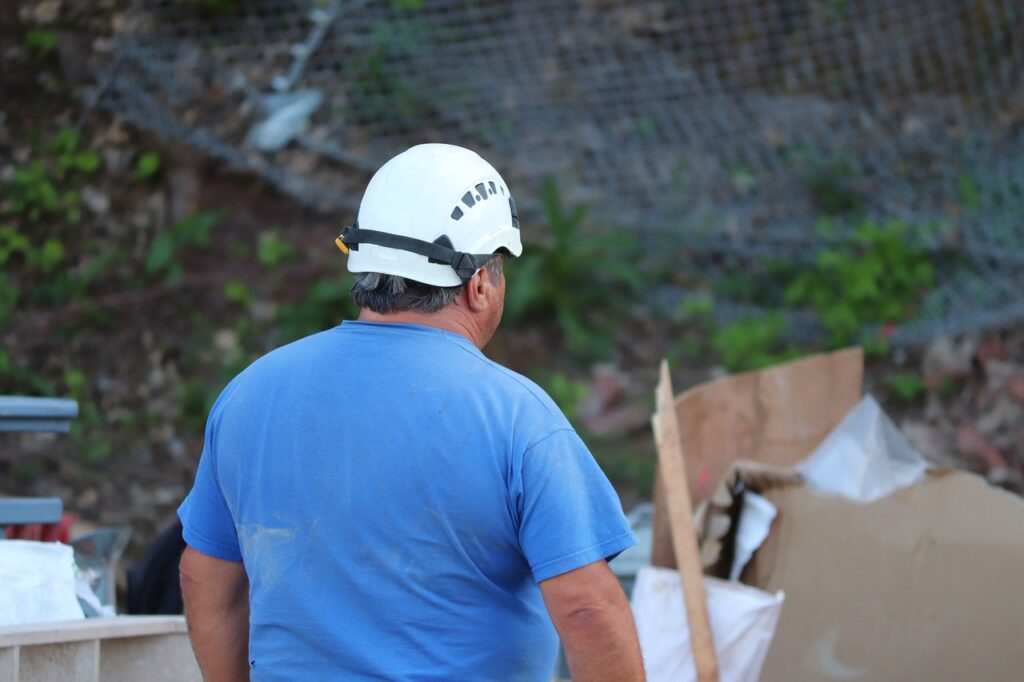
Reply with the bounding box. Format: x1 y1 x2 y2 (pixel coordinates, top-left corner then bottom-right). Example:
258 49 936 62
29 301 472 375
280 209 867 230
257 230 295 267
275 275 358 343
540 372 589 424
24 29 57 59
2 128 100 223
504 178 642 359
146 212 219 281
711 314 803 372
886 372 927 403
134 152 163 181
785 220 937 350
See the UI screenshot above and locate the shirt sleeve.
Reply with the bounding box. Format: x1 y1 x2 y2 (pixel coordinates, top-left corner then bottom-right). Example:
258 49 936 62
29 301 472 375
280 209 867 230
515 429 636 583
177 388 243 562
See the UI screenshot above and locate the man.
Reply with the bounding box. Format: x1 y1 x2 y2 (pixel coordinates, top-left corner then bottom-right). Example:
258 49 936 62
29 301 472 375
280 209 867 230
178 144 645 681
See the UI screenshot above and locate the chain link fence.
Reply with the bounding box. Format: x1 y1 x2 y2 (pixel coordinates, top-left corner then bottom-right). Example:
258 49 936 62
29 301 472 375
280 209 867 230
96 0 1024 344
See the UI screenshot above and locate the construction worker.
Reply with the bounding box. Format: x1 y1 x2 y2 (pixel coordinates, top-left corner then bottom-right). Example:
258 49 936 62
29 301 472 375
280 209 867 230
177 144 645 681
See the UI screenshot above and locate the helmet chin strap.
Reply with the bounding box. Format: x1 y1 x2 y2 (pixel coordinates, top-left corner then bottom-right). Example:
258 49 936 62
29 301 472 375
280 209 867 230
336 223 497 283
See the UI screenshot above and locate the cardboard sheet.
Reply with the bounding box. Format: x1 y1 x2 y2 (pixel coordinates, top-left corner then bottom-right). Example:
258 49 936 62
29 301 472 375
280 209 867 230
652 348 862 568
749 471 1024 681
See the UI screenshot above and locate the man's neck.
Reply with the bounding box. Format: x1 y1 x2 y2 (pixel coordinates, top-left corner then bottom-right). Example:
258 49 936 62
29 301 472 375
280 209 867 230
357 308 484 348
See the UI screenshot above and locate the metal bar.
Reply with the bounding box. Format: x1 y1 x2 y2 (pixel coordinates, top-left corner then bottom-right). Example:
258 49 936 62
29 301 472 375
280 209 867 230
0 498 63 527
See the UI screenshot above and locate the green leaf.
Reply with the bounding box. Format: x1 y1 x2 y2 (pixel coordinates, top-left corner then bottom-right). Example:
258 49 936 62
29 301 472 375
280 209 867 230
73 151 101 175
886 372 926 401
0 274 19 325
50 129 80 156
958 173 980 211
257 231 295 267
223 280 252 307
24 29 56 58
145 234 176 274
134 152 162 180
37 238 66 274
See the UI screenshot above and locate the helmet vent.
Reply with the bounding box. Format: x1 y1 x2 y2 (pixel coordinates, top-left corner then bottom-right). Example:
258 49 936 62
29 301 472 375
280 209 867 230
461 191 475 208
450 207 464 221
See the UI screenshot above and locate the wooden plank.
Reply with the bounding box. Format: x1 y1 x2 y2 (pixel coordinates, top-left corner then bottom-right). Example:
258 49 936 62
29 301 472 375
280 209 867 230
654 360 719 682
649 467 675 568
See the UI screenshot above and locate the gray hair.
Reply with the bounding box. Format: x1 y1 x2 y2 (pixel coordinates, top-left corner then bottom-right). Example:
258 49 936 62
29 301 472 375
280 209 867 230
350 255 504 314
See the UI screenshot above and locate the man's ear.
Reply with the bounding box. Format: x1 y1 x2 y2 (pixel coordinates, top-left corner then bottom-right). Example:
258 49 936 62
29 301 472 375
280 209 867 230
463 268 493 313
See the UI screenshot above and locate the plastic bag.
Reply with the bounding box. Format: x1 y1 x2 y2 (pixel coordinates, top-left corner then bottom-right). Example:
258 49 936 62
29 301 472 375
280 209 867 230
796 394 928 503
0 540 85 626
632 566 784 682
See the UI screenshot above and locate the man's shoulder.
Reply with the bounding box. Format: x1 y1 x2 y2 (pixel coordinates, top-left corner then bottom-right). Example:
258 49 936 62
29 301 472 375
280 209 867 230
221 329 339 395
466 354 569 424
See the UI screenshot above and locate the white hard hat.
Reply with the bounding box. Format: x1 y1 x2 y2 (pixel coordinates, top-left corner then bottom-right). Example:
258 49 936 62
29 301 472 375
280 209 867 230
337 143 523 286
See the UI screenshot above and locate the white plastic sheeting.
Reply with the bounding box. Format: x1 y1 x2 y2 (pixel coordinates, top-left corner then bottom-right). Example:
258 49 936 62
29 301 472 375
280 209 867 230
797 394 928 504
0 540 85 626
632 566 784 682
728 491 777 582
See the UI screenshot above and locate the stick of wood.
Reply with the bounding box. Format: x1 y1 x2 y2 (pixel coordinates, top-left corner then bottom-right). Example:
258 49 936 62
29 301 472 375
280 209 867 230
653 359 719 682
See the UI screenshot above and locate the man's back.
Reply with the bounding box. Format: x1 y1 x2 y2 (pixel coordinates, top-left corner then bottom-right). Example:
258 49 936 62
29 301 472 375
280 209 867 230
179 321 634 681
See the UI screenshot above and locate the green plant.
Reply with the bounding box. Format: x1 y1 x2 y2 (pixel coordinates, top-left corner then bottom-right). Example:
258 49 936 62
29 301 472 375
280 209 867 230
181 377 223 434
275 275 358 343
0 224 88 313
711 314 803 372
886 372 927 403
504 178 642 359
0 224 31 265
50 129 101 177
257 231 295 267
784 220 937 349
3 128 99 223
679 294 714 321
223 280 253 308
541 372 589 424
64 369 115 462
0 345 56 395
24 29 56 59
346 21 427 129
958 173 980 212
134 152 163 181
146 212 220 281
33 247 119 306
787 145 863 216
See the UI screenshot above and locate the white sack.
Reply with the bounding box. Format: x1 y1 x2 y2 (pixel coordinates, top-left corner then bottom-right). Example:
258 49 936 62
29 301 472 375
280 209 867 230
0 540 85 626
632 565 784 682
797 394 927 503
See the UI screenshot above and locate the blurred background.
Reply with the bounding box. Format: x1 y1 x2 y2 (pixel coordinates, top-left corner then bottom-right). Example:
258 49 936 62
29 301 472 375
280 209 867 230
1 0 1023 562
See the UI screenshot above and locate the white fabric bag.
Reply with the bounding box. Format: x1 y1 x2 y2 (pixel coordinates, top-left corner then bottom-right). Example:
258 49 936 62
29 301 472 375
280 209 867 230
632 565 784 682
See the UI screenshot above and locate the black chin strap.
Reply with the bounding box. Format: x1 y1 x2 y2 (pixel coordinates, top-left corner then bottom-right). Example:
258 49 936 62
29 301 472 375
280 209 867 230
337 224 495 283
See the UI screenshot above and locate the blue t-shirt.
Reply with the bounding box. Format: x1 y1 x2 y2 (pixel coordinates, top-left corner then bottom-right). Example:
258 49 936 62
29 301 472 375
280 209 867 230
178 321 635 682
